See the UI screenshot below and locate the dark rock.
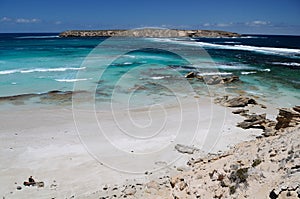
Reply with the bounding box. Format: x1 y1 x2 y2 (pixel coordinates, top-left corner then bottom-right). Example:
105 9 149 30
275 106 300 130
269 189 278 199
222 76 239 84
185 72 196 78
16 186 22 190
232 109 249 115
293 106 300 113
215 96 257 107
237 113 275 130
203 75 239 85
185 73 239 85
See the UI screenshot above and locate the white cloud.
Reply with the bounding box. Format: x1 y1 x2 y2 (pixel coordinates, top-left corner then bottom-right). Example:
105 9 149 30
15 18 40 23
246 20 270 26
216 23 233 27
203 23 211 27
0 17 41 24
54 21 62 25
0 17 12 22
201 22 233 28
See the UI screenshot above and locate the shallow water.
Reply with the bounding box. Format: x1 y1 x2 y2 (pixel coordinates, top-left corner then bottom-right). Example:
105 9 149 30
0 33 299 109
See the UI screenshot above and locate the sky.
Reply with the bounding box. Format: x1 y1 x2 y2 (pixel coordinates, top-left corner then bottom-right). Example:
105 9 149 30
0 0 300 34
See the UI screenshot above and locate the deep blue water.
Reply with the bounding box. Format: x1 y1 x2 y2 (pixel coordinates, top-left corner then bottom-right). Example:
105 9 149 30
0 33 299 108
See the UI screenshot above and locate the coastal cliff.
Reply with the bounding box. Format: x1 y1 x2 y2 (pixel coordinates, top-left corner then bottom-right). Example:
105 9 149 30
59 29 241 38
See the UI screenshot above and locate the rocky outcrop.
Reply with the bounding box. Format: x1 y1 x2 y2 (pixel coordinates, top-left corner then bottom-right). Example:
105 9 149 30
59 29 241 38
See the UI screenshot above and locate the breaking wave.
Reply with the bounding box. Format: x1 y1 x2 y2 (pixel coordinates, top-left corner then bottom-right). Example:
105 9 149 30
0 67 86 75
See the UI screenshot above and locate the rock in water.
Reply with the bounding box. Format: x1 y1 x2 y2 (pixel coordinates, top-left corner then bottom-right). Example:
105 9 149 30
204 75 239 85
184 72 239 85
185 72 196 78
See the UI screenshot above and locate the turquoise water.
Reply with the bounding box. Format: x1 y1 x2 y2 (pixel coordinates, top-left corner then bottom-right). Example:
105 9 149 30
0 33 299 108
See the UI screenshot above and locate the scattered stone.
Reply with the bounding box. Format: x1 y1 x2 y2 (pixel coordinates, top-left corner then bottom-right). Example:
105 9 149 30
16 186 22 190
146 181 160 191
178 181 188 191
122 185 136 196
252 159 262 167
175 144 199 154
36 182 44 188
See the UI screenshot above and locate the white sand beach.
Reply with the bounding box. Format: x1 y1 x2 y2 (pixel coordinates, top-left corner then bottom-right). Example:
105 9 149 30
0 96 271 199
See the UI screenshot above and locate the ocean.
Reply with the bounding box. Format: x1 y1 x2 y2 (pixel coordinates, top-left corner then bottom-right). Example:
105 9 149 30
0 33 299 109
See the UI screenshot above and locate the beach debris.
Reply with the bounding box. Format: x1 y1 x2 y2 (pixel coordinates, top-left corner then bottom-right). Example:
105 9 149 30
214 96 257 107
175 144 199 154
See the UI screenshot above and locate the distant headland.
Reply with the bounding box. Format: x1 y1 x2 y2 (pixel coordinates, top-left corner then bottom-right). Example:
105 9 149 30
59 29 241 38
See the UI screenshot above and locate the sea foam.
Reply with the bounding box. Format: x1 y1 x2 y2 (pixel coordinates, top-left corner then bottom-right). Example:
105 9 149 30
54 78 88 82
271 62 300 67
148 38 300 57
0 67 86 75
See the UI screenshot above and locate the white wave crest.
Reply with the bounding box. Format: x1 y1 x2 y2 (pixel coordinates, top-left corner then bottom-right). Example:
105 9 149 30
260 68 271 72
0 69 19 75
55 78 88 82
223 41 241 44
241 71 257 75
151 76 165 80
271 62 300 67
0 67 86 75
148 38 300 56
197 72 233 76
16 35 59 39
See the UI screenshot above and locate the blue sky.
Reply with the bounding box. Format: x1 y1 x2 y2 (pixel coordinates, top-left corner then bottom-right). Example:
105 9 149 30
0 0 300 34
